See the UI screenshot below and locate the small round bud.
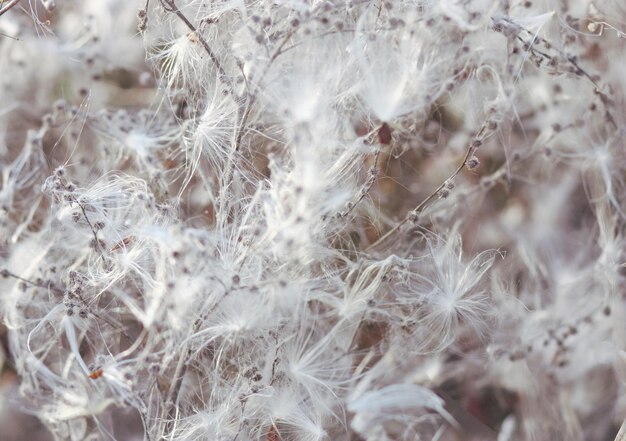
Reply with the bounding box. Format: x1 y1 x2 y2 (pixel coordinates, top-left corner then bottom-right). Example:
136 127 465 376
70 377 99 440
466 156 480 170
43 114 54 126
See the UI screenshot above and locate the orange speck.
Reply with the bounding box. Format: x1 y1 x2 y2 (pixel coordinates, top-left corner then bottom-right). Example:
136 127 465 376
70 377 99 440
88 369 103 380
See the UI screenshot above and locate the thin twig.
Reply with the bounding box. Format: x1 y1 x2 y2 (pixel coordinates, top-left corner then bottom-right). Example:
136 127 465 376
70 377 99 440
366 125 486 251
340 148 381 218
164 284 230 433
510 18 618 129
217 27 299 214
0 0 20 17
1 269 63 294
77 202 107 257
231 27 296 154
160 0 228 83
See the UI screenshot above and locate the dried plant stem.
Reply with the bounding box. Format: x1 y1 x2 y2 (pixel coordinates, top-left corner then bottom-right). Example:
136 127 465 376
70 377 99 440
1 269 63 294
510 19 617 129
366 124 487 251
340 147 381 218
160 0 228 83
0 0 20 17
77 202 106 255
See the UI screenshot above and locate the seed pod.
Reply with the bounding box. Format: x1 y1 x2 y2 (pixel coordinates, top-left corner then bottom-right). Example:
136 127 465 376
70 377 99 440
377 122 392 145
